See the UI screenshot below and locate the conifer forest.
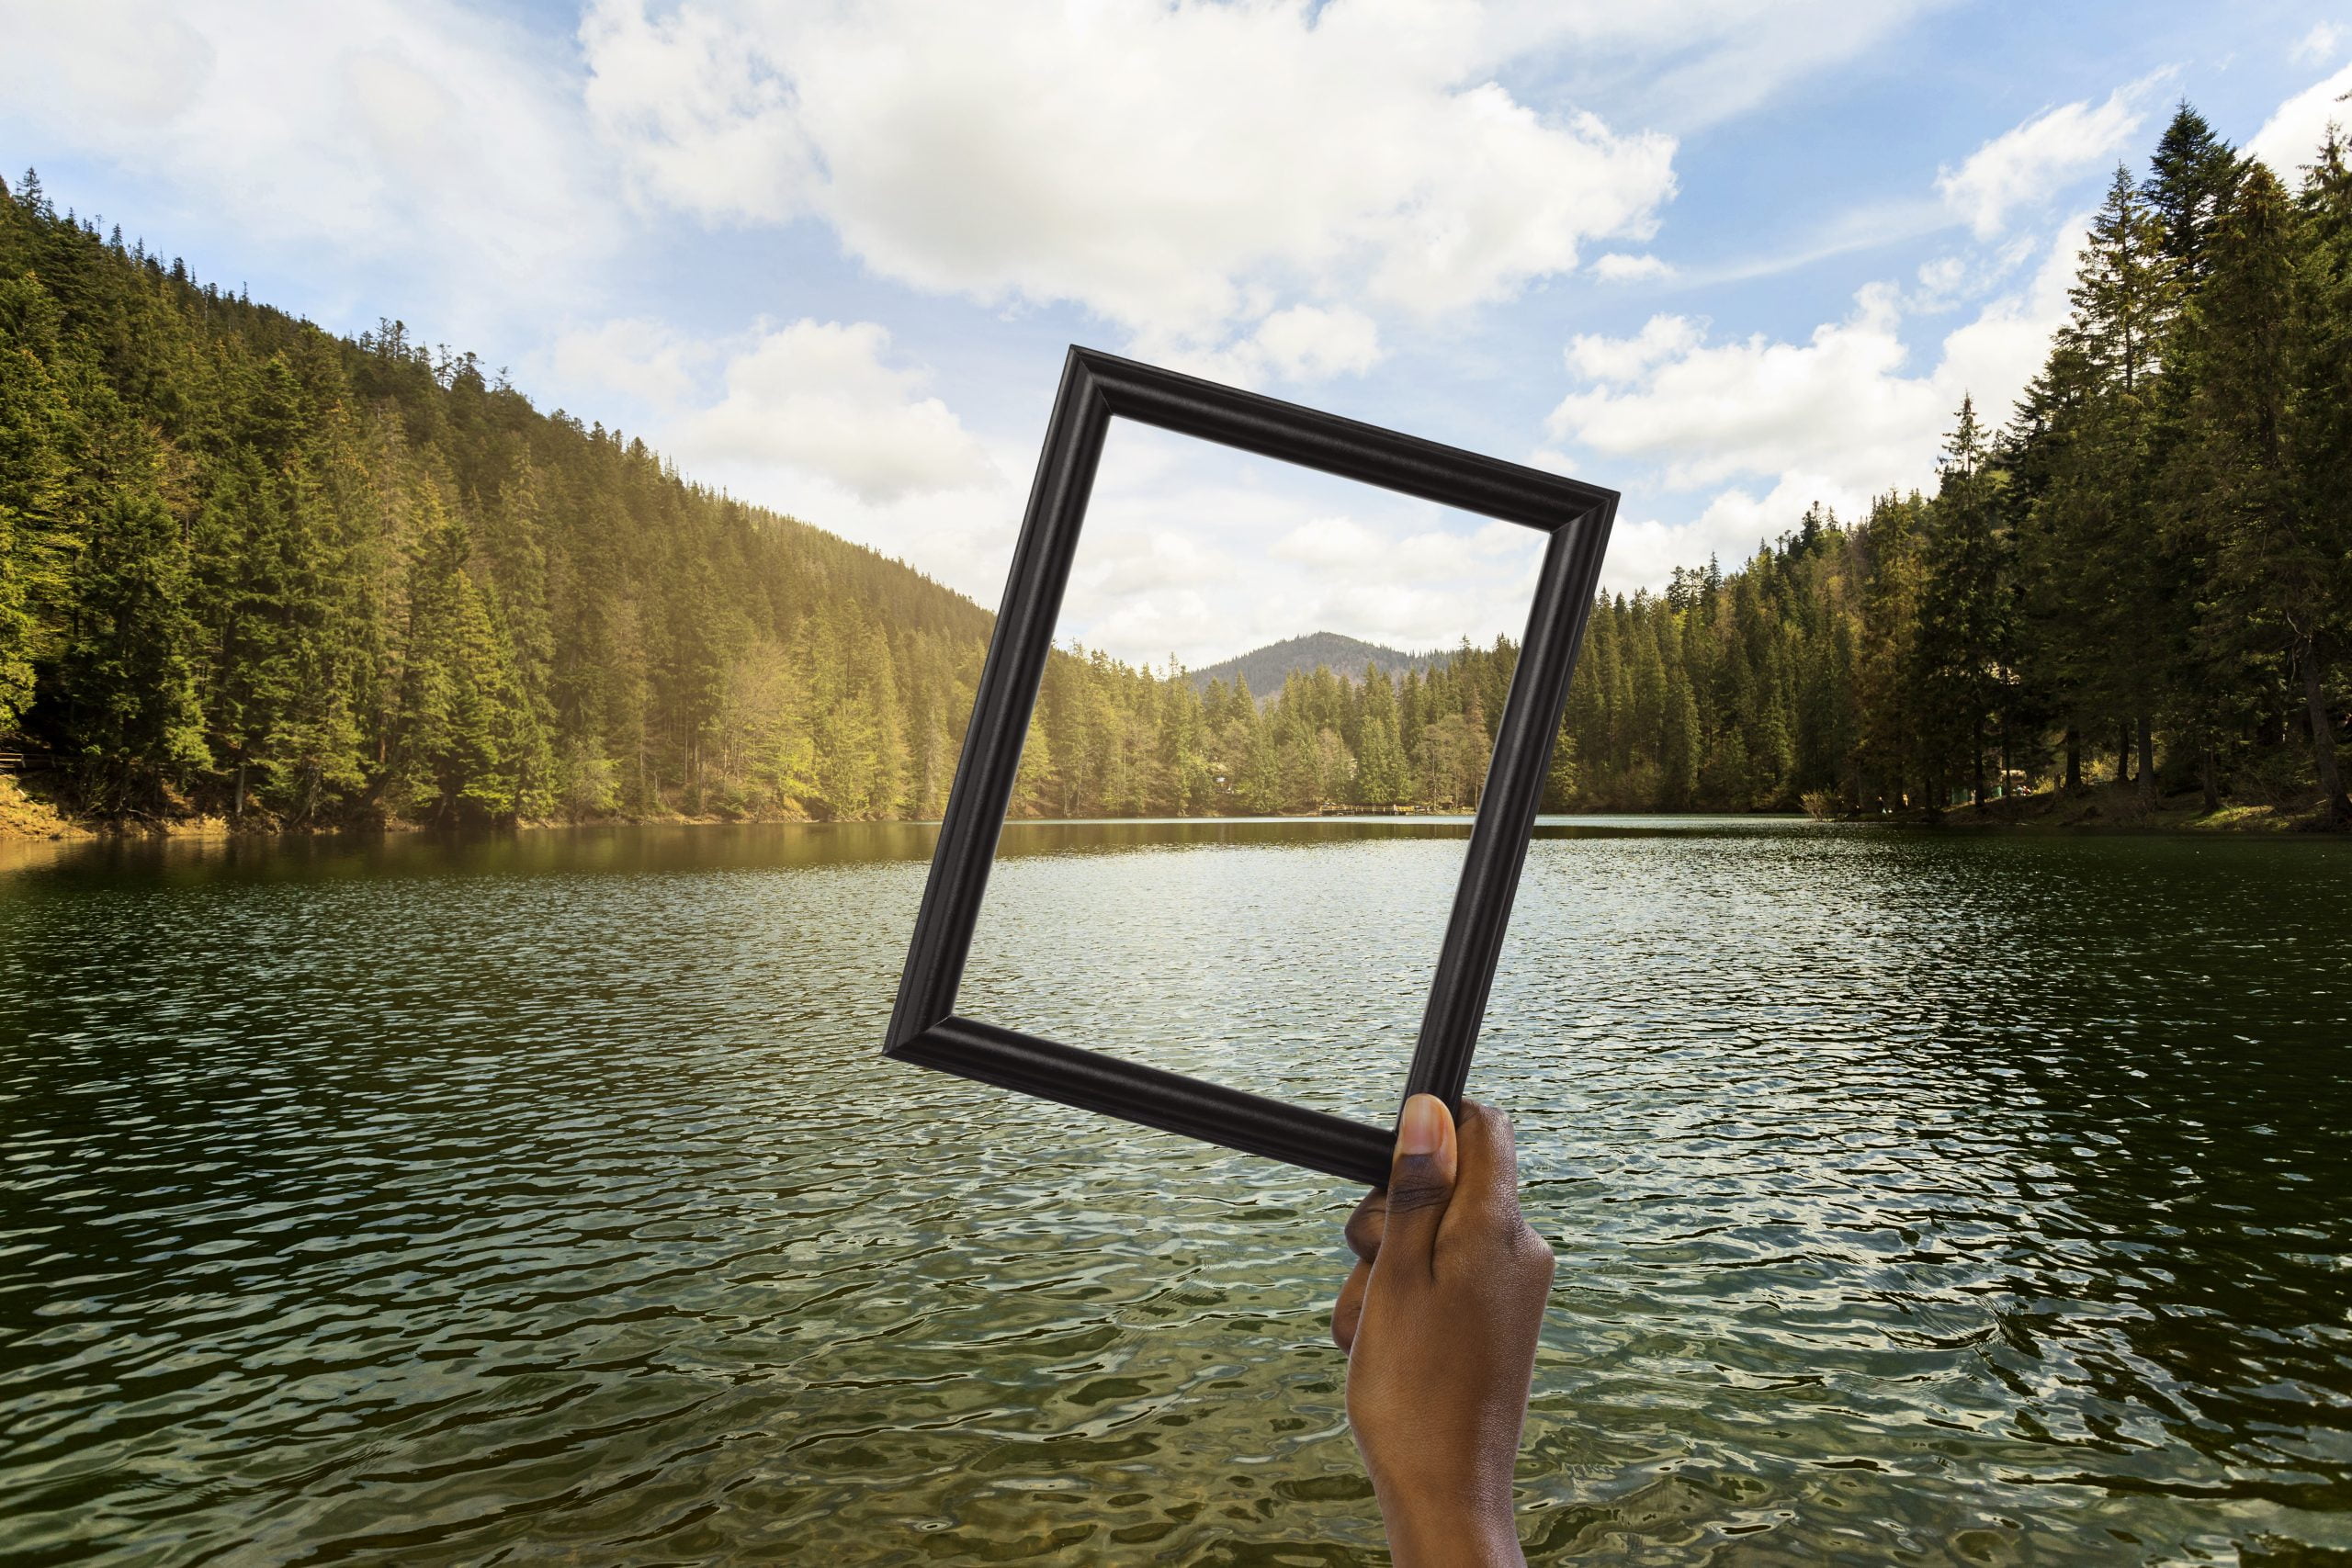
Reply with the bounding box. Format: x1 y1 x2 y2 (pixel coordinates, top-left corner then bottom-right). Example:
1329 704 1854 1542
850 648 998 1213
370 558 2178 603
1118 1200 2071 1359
2 106 2347 829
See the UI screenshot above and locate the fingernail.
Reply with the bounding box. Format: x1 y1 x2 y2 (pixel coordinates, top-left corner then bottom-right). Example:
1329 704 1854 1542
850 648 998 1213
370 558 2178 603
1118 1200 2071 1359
1396 1094 1447 1156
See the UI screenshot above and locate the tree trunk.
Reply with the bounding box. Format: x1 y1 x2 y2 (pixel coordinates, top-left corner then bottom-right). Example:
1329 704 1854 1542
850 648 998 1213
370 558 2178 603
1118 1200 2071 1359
1972 716 1986 807
2136 713 2156 807
2064 728 2081 791
2303 644 2349 825
2199 748 2221 814
2117 722 2132 785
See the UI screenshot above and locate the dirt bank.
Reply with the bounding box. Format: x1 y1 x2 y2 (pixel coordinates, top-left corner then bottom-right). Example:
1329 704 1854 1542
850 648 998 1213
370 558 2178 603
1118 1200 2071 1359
1871 779 2341 834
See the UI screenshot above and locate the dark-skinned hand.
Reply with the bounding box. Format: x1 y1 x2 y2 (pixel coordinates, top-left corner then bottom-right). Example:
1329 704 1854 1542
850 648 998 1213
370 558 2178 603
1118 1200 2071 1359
1332 1095 1554 1568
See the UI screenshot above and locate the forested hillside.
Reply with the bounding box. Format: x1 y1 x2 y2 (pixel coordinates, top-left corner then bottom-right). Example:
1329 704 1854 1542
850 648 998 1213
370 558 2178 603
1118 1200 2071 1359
1187 632 1446 698
0 168 999 827
2 104 2347 829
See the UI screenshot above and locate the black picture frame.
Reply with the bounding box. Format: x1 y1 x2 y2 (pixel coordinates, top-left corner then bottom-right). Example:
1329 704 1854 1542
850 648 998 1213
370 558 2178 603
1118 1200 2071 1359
883 346 1617 1189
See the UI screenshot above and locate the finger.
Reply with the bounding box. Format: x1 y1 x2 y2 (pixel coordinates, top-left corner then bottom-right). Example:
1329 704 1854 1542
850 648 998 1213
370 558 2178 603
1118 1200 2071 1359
1343 1189 1387 1265
1442 1099 1526 1244
1373 1093 1457 1280
1332 1258 1370 1353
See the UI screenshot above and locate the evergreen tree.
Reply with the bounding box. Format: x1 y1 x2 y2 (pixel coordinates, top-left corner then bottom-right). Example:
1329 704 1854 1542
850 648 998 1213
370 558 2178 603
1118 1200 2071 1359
1855 493 1928 807
55 481 209 814
2289 133 2352 822
2143 103 2245 283
1660 663 1700 806
389 501 537 824
2044 166 2182 805
0 275 72 732
1916 397 2012 804
1355 666 1408 806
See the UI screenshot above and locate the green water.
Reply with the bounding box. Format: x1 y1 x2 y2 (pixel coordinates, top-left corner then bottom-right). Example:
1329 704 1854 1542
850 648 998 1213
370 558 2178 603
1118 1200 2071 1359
1 819 2346 1565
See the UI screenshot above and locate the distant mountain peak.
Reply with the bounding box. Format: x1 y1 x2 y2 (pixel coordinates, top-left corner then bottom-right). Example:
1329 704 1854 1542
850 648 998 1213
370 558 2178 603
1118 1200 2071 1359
1188 631 1452 696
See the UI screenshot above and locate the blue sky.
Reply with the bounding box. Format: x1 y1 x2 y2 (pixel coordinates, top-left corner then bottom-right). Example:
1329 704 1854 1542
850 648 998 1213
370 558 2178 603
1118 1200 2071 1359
6 1 2350 667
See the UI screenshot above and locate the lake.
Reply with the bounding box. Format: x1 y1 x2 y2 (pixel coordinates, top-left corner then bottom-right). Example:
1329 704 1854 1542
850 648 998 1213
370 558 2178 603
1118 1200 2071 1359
2 818 2346 1565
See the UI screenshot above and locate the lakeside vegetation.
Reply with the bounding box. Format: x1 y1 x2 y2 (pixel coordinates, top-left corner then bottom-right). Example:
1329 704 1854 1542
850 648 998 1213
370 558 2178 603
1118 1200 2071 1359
1 105 2346 832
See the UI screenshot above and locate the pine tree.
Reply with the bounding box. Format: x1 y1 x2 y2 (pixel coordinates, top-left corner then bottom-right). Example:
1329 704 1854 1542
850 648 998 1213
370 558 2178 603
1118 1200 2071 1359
1855 493 1928 808
1355 665 1408 806
2143 103 2244 283
0 276 73 732
1154 666 1210 813
390 500 537 824
2047 166 2182 805
56 482 209 813
1917 397 2012 804
2284 141 2352 820
1012 705 1055 817
1660 663 1700 806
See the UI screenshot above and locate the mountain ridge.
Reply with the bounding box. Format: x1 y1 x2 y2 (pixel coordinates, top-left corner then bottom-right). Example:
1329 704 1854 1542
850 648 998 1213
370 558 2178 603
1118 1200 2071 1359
1187 631 1452 697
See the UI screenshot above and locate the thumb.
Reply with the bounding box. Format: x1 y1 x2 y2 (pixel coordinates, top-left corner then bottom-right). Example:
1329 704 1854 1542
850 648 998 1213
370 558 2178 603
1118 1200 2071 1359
1375 1093 1458 1278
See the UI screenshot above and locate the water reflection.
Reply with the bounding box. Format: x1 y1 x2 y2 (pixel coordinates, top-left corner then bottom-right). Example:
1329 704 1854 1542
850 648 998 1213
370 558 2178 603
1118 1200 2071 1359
0 821 2345 1564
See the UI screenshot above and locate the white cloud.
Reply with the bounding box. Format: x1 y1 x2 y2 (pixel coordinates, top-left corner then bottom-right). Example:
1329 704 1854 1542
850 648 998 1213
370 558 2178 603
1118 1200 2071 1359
580 0 1678 358
1566 313 1703 383
1586 472 1858 594
0 0 611 332
2248 62 2352 178
2292 21 2343 64
1936 209 2088 401
564 0 1935 378
1589 252 1677 282
1076 590 1227 671
1271 515 1391 570
1247 305 1385 381
1543 212 2085 571
1911 254 1973 310
1905 234 2036 313
1678 196 1951 288
1272 515 1529 581
1480 0 1943 133
1695 471 1866 539
548 318 705 409
1550 286 1927 491
1936 80 2153 239
574 1 812 224
669 320 997 503
1165 304 1387 387
0 0 215 127
1085 528 1237 598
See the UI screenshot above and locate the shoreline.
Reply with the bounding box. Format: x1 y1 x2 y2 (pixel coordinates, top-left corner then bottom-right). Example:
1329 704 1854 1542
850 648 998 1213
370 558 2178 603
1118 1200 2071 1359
1851 781 2343 836
5 784 2341 843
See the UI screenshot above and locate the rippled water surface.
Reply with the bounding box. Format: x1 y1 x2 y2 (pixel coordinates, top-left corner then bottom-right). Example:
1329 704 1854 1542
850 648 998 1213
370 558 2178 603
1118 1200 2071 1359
3 819 2347 1565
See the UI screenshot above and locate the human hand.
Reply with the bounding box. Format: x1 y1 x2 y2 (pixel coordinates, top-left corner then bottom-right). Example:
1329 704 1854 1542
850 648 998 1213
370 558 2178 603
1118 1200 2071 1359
1332 1095 1554 1567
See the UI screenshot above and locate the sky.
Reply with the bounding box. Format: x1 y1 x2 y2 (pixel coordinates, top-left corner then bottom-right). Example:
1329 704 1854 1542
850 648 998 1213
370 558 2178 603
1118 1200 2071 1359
5 1 2350 669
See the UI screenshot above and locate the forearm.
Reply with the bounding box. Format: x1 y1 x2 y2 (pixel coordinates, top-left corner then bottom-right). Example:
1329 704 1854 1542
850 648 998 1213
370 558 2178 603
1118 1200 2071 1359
1357 1384 1535 1565
1375 1495 1526 1567
1338 1100 1548 1568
